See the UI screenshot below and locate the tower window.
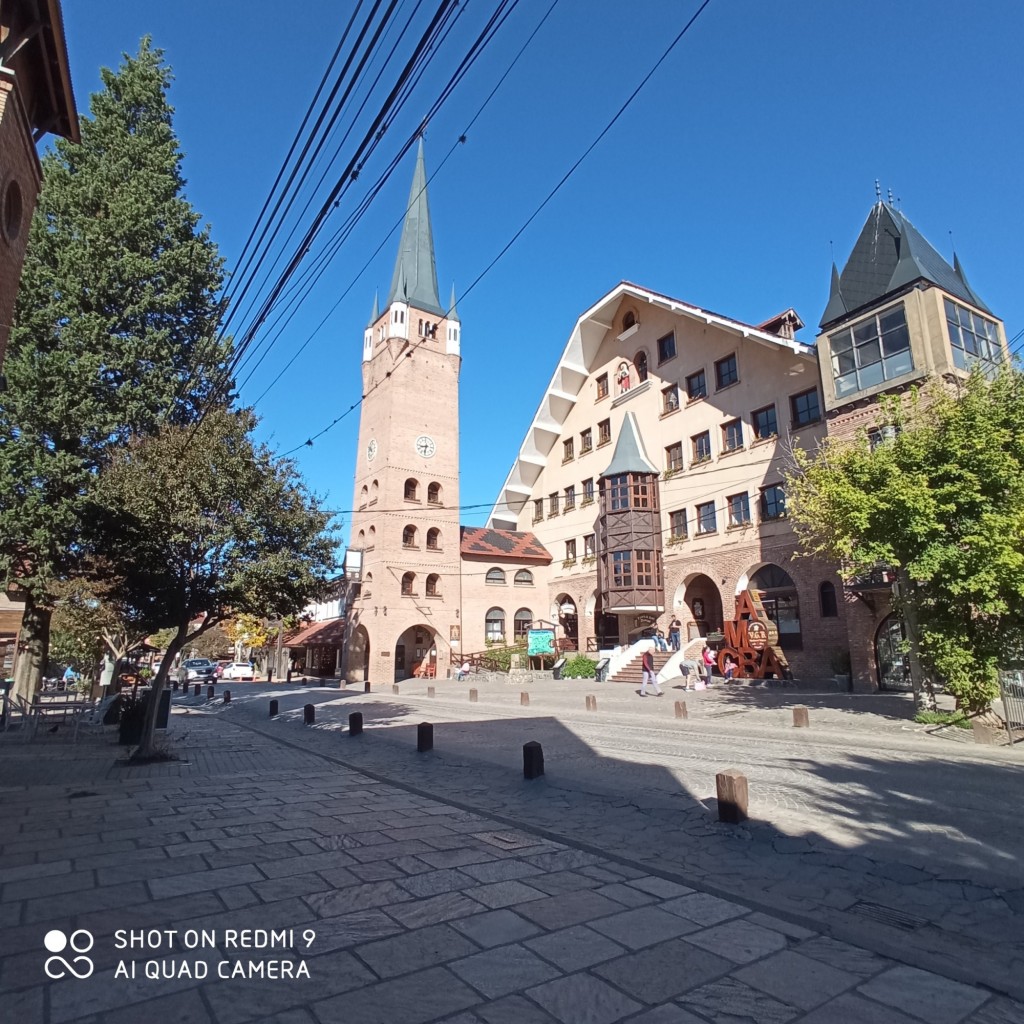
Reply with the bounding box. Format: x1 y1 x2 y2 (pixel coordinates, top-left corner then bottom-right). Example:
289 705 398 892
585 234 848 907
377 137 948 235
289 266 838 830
402 525 417 548
426 528 441 550
611 551 632 587
404 478 419 501
426 574 440 597
945 298 1001 371
401 572 415 595
819 581 838 618
428 482 442 504
831 305 913 398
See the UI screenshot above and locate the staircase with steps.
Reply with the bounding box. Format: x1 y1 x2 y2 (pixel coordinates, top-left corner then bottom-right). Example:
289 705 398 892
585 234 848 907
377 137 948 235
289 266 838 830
610 649 676 686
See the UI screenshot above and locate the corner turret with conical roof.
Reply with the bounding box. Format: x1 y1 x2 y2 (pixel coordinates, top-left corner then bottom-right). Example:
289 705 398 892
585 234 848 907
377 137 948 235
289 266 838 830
816 198 1007 432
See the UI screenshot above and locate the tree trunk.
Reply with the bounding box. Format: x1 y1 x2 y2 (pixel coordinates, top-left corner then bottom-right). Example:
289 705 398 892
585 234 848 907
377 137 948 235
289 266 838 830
13 593 51 703
134 627 187 758
896 568 938 712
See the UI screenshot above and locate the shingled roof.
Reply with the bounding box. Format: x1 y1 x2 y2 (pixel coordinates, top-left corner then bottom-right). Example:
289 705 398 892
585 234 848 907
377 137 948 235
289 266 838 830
821 202 990 328
285 618 346 647
460 527 552 564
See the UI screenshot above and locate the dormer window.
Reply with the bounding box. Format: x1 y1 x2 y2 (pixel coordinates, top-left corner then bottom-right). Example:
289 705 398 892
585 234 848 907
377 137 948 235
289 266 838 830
945 299 1001 372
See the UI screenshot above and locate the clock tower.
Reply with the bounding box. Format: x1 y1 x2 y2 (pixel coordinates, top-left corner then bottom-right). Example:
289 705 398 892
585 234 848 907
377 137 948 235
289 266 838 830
344 140 463 683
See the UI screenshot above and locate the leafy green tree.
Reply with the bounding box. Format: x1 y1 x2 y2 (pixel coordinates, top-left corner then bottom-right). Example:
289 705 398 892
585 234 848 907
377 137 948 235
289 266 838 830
0 39 231 700
786 371 1024 713
88 408 337 756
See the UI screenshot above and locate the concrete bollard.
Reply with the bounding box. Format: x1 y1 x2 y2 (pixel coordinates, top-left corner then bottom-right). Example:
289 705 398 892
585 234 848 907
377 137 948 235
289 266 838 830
303 703 315 725
269 699 279 717
716 769 748 824
520 692 530 706
585 695 597 712
469 688 478 703
194 684 201 697
792 705 810 728
364 681 371 693
523 741 544 779
207 685 215 700
349 711 363 735
392 684 400 695
427 686 436 698
417 722 433 752
223 691 231 703
674 700 688 720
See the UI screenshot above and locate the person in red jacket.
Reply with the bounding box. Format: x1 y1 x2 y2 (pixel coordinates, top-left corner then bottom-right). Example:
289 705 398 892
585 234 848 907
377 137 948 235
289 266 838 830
639 647 663 697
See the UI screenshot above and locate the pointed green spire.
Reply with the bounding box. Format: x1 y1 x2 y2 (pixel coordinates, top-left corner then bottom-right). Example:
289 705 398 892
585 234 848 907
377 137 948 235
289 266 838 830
600 412 658 479
387 138 444 317
448 283 460 322
368 291 379 327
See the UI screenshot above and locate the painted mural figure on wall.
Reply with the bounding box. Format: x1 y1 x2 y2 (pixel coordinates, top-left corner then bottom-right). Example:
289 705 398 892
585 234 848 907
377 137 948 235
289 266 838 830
717 590 789 679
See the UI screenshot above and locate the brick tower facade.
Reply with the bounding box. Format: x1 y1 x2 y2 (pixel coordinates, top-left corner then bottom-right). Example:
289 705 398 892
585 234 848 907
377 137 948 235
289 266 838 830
343 141 463 684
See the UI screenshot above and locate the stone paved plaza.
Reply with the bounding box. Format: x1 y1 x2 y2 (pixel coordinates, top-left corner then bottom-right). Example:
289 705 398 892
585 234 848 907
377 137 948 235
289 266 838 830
1 676 1022 1024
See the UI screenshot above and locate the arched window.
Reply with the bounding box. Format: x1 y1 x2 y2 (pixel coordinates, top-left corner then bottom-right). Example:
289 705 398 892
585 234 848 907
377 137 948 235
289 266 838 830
426 574 440 597
362 572 372 598
514 569 534 586
819 581 838 618
426 528 441 550
418 319 424 336
368 525 376 540
370 480 379 502
401 572 415 596
402 525 417 548
359 485 368 506
404 478 419 501
428 482 442 504
623 310 636 330
514 608 532 641
485 607 505 643
750 564 801 649
357 529 365 544
364 572 372 584
486 567 506 585
634 350 648 383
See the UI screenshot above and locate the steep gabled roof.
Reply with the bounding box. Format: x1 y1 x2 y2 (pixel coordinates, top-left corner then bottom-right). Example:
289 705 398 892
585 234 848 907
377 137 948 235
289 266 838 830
600 412 658 478
460 527 552 564
821 202 991 328
386 139 445 317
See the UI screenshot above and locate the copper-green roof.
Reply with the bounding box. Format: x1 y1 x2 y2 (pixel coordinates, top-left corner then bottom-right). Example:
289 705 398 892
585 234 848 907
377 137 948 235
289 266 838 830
600 412 658 478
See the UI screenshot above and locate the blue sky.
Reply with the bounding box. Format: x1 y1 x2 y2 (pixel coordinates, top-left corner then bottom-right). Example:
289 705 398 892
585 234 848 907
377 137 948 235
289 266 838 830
61 1 1023 542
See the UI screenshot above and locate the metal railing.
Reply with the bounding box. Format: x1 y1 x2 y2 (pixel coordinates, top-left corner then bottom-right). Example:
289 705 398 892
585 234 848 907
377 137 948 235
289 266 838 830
998 670 1024 744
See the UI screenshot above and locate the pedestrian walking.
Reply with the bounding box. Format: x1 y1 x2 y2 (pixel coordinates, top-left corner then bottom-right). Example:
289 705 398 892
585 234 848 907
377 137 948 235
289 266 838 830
669 617 681 651
639 647 663 696
701 645 715 688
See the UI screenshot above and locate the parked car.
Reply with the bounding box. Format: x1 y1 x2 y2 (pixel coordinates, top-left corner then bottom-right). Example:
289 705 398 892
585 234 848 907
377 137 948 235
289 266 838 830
177 658 217 684
222 662 254 681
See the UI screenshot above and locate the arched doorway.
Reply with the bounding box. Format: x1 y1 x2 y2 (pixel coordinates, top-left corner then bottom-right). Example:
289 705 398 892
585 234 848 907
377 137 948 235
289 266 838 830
394 623 438 682
875 614 910 691
554 594 578 651
347 624 370 683
742 564 802 650
682 574 723 640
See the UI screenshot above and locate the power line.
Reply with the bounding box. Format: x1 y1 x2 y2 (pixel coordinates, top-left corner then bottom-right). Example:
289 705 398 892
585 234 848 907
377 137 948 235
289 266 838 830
281 0 715 456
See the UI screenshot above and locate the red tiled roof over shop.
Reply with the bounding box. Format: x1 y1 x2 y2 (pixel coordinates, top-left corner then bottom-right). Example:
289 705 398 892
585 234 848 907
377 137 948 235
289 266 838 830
287 618 346 647
460 527 552 564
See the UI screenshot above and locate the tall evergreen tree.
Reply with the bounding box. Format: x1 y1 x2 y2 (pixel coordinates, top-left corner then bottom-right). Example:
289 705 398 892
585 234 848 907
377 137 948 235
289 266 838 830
0 39 231 699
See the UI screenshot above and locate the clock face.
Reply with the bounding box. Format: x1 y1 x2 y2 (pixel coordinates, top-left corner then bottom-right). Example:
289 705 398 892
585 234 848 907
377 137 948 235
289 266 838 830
415 435 436 458
366 439 378 462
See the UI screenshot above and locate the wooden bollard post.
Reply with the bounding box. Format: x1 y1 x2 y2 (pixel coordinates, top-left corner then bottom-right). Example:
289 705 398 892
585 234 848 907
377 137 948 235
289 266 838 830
520 692 530 706
223 691 231 703
469 688 478 703
207 685 215 700
427 686 436 698
349 711 363 735
303 703 315 725
585 695 596 712
792 705 810 728
523 741 544 779
716 769 748 824
392 684 400 695
417 722 433 752
674 700 688 720
193 684 200 697
364 681 371 693
269 699 279 717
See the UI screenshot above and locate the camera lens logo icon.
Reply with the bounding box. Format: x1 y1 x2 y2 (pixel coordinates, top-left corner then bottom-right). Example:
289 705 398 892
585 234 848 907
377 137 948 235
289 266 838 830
44 929 94 980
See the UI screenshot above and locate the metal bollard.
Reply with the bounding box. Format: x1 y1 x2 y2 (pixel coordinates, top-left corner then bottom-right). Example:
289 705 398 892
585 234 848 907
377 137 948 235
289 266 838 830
674 700 688 720
194 684 200 697
364 681 371 693
716 770 748 824
269 699 279 717
303 703 315 725
223 691 231 703
792 705 809 728
207 685 215 700
349 711 363 735
172 680 179 692
523 741 544 779
417 722 433 752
